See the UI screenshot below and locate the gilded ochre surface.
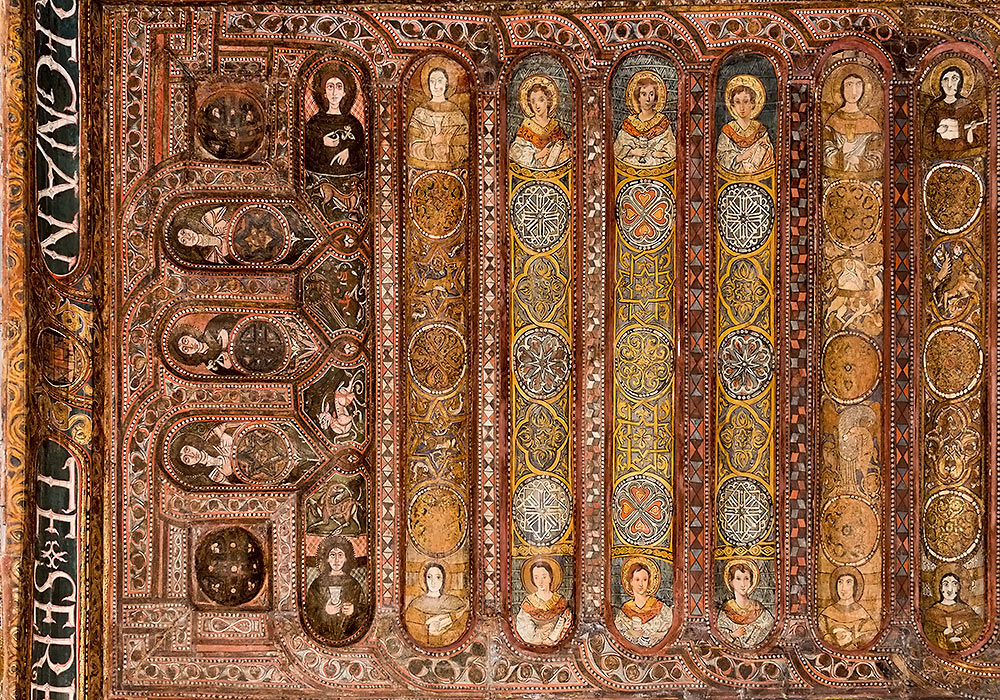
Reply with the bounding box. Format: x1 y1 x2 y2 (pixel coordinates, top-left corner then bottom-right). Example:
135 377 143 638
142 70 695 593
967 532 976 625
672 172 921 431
7 3 1000 699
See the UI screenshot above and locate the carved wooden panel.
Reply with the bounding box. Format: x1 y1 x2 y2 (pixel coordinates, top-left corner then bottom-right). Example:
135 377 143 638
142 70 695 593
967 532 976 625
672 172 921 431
6 3 1000 700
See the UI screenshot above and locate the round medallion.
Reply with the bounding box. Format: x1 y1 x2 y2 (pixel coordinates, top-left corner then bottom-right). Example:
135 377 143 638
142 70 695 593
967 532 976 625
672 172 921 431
231 319 289 374
717 182 775 254
717 476 773 547
512 475 572 547
232 425 294 484
230 206 289 263
615 179 675 251
197 91 265 160
822 332 881 404
923 325 983 400
513 328 572 400
923 162 984 234
612 474 672 547
717 329 774 400
409 170 466 239
407 484 467 557
820 495 879 566
922 489 982 562
511 181 571 252
822 180 882 248
195 527 266 606
615 326 674 400
407 323 467 396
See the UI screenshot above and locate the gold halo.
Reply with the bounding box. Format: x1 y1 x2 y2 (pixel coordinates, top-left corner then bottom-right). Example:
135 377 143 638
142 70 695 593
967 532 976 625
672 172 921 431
521 556 563 593
625 70 668 115
724 74 766 121
417 56 463 99
821 63 883 123
519 74 560 119
620 556 661 596
829 565 865 602
923 57 977 100
723 558 761 594
932 562 971 600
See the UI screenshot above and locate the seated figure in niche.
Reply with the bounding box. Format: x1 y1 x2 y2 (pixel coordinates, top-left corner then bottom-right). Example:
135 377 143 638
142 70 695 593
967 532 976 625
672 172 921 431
170 422 239 485
613 557 673 647
613 70 676 168
818 567 877 649
923 65 986 158
174 206 230 264
407 64 469 170
305 66 365 176
304 536 366 643
509 74 572 170
823 73 883 175
717 558 774 647
923 568 983 651
169 313 240 375
404 562 470 647
515 558 573 646
716 75 774 174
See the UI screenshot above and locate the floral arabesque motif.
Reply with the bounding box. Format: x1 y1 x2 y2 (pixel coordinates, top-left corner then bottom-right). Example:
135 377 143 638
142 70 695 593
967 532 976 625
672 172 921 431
616 326 673 400
514 328 571 400
720 258 768 324
717 329 774 400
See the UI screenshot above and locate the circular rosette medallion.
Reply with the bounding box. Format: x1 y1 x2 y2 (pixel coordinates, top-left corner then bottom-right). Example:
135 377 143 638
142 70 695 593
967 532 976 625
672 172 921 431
230 205 289 263
717 329 774 401
512 475 572 546
615 326 674 400
615 179 675 251
922 488 983 562
511 181 570 252
197 91 265 160
612 474 672 547
231 318 289 374
409 170 466 239
717 182 775 254
923 162 984 234
822 180 882 248
232 425 294 484
717 476 773 546
195 527 266 606
923 325 983 399
822 332 880 404
407 484 467 557
820 495 879 566
513 328 571 400
407 322 467 396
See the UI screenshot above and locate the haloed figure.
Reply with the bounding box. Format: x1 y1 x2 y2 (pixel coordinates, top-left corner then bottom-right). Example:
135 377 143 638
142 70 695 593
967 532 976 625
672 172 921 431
818 567 876 649
716 75 774 174
823 72 883 175
717 559 774 647
305 67 365 175
305 536 365 643
614 70 676 167
515 559 572 646
613 558 672 647
923 65 986 158
404 562 470 647
509 74 572 170
407 65 469 169
923 570 983 652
